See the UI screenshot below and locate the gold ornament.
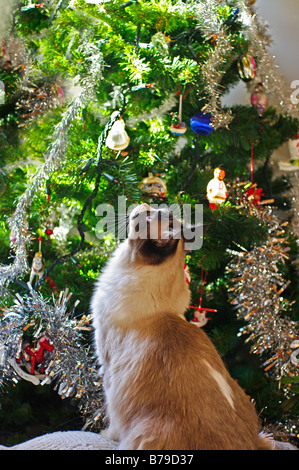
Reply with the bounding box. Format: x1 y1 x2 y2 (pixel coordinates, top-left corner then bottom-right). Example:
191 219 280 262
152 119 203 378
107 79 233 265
139 173 167 198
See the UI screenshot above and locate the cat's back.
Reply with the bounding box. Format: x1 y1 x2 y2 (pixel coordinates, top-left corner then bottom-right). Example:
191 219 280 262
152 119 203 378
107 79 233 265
111 314 264 450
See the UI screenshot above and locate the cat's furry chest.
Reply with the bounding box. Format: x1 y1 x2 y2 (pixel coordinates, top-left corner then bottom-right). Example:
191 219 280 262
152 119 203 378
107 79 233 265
91 239 190 329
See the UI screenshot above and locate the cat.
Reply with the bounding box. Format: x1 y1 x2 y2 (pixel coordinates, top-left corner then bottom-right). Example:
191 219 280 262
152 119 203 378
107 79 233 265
91 203 274 450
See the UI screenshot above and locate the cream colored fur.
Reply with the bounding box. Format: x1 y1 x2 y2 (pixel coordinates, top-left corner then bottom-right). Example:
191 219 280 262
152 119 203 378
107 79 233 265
91 205 274 450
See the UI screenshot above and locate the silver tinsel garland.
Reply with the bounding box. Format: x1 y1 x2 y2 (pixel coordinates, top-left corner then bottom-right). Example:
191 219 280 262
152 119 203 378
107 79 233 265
0 285 105 429
192 0 299 126
0 38 104 292
1 94 84 286
192 0 233 129
227 203 299 392
238 1 299 121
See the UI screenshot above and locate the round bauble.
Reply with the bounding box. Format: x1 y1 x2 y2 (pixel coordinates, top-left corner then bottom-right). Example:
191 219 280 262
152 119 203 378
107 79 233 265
190 112 214 136
139 173 167 198
237 55 256 82
251 83 268 116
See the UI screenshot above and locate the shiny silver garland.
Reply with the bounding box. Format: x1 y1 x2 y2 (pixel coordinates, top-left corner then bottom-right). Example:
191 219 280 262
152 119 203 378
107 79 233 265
0 39 104 292
238 1 299 121
192 0 233 129
227 201 299 393
0 285 105 429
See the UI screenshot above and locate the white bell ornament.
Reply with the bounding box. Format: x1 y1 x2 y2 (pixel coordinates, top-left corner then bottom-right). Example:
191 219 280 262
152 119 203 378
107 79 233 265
105 111 130 151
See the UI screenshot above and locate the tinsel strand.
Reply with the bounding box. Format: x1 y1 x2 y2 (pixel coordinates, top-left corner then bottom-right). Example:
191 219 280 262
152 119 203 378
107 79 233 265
227 203 298 391
0 286 105 429
0 39 105 291
238 1 299 120
192 0 233 129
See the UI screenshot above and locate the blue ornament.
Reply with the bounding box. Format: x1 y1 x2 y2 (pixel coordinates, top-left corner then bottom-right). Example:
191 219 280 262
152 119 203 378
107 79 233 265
190 112 214 136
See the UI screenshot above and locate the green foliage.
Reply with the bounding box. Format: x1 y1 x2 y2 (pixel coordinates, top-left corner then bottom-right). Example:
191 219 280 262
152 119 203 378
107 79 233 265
0 0 298 444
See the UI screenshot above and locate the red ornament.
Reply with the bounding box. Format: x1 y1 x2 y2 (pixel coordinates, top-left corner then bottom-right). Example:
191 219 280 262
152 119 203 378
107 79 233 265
46 276 58 292
19 337 54 375
189 269 217 328
45 222 54 237
184 264 191 284
189 307 216 328
244 185 264 208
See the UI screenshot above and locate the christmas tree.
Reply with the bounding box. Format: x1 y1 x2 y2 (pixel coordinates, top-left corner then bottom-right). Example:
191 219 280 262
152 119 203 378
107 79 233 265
0 0 298 447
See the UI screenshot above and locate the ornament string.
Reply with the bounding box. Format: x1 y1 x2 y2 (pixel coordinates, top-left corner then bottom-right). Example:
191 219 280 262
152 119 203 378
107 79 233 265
176 83 193 123
189 269 217 315
199 268 207 309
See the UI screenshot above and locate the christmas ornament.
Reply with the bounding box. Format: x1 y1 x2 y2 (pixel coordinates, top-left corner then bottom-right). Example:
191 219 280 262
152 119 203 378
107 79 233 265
190 112 214 136
250 83 268 116
14 336 54 385
237 55 256 82
0 286 105 429
190 308 215 328
189 270 217 328
29 237 45 286
230 181 274 212
206 168 228 210
45 219 55 237
105 111 130 151
45 276 58 292
139 173 167 198
184 264 191 284
288 134 299 160
8 358 42 386
244 184 264 208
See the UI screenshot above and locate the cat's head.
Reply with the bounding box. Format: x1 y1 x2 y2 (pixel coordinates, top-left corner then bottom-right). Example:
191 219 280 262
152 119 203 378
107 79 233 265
128 203 201 265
